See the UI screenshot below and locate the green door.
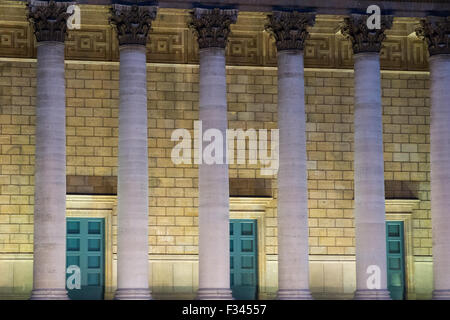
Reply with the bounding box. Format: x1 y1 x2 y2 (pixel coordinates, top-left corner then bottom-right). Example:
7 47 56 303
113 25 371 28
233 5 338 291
230 219 258 300
386 221 405 300
66 218 105 300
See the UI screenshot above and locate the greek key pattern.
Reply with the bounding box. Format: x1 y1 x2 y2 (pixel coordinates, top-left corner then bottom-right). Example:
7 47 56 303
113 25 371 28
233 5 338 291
0 10 430 71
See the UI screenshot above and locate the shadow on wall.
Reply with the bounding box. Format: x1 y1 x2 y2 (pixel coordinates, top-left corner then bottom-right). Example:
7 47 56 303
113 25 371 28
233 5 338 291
385 180 420 199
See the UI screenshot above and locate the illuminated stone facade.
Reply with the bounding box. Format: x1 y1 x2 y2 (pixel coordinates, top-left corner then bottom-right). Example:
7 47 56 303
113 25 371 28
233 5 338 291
0 0 449 300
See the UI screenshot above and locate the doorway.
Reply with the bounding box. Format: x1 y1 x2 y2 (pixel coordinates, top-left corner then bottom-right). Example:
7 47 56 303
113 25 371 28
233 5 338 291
386 220 406 300
230 219 258 300
66 217 105 300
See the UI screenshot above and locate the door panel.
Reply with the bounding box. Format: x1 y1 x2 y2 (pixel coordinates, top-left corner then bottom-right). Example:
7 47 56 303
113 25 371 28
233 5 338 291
386 221 405 300
66 218 105 300
230 219 258 300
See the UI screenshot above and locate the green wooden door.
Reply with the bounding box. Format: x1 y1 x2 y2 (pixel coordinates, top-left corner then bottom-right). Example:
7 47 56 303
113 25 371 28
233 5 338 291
386 221 405 300
66 218 105 300
230 219 258 300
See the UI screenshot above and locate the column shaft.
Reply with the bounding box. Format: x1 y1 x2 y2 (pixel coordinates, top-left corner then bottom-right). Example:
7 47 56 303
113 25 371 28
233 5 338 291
197 47 232 299
190 7 237 300
276 50 311 300
115 45 151 300
340 14 393 300
110 3 156 300
353 52 390 299
265 10 315 300
429 54 450 299
31 41 68 300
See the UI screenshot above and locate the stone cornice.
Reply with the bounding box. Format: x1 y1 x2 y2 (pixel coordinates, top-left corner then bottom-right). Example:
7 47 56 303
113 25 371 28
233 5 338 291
189 7 238 49
110 4 157 46
416 16 450 56
340 14 393 54
27 0 73 42
265 11 315 51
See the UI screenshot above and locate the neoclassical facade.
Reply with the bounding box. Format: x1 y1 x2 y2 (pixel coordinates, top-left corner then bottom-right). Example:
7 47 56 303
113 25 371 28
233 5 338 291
0 0 449 300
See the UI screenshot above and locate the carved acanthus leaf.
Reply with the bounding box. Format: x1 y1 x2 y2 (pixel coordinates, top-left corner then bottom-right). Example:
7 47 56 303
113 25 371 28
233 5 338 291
416 16 450 56
189 8 238 49
265 11 316 51
340 14 393 54
27 0 73 42
110 4 157 46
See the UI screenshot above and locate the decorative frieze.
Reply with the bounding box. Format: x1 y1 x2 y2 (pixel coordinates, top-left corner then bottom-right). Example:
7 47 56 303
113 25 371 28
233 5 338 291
265 11 316 51
65 27 112 60
189 8 238 49
0 23 33 57
340 14 393 54
109 4 157 46
0 6 429 70
416 16 450 56
147 29 187 63
27 0 73 42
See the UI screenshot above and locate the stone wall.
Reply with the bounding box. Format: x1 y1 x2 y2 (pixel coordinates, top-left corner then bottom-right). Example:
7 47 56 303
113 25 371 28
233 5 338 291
0 58 432 298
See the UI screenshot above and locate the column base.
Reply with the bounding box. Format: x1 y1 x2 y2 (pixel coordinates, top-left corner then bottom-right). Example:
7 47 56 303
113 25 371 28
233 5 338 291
277 289 313 300
30 288 69 300
353 289 391 300
114 288 152 300
196 288 233 300
432 290 450 300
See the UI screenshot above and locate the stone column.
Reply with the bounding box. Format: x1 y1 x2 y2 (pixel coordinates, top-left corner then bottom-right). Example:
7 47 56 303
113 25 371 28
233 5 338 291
416 16 450 300
27 0 72 300
265 11 315 300
110 4 157 300
190 8 237 300
341 14 393 300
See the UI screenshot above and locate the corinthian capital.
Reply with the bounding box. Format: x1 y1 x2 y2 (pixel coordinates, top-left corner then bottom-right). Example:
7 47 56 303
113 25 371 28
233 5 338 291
110 4 157 46
340 14 393 54
265 11 316 51
27 0 73 42
189 8 238 49
416 16 450 56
